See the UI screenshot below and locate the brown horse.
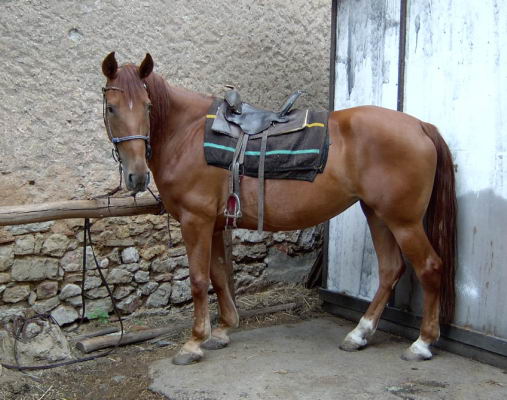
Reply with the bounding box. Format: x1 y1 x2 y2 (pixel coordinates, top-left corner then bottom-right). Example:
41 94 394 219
100 52 456 365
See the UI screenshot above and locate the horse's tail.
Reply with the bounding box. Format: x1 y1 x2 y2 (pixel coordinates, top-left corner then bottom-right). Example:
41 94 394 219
421 122 457 325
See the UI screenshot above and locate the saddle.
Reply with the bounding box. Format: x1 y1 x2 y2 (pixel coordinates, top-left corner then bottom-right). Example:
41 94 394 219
207 89 327 233
223 89 305 135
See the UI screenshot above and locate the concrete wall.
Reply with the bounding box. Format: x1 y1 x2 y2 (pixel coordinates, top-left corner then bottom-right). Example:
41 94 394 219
0 0 330 322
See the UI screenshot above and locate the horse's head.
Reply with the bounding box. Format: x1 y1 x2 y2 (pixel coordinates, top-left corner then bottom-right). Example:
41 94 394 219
101 52 154 194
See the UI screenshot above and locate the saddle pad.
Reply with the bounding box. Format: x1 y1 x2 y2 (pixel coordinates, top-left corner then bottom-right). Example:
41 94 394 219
204 100 329 182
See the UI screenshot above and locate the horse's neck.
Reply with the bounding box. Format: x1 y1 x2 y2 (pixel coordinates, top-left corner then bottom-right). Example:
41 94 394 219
149 80 213 168
166 85 212 129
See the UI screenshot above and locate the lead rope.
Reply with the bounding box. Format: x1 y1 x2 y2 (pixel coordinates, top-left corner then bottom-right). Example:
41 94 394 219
147 186 173 248
82 218 125 337
0 86 167 371
0 219 125 371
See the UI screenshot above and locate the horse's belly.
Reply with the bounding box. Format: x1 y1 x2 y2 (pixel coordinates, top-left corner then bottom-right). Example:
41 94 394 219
237 176 357 231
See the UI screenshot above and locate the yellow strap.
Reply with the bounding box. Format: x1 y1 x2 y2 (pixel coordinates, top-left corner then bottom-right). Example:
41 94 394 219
306 122 324 128
207 114 322 127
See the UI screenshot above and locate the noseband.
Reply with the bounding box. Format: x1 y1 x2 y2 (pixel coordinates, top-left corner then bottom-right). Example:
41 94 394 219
102 85 152 161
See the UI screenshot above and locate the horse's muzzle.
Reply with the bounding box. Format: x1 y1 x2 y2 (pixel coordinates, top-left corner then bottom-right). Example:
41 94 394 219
127 172 150 193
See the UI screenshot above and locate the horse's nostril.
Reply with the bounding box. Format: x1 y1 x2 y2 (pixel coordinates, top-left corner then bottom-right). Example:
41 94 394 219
127 172 149 192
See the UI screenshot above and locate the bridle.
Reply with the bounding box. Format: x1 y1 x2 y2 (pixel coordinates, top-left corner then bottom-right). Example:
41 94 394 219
102 85 152 162
99 73 172 245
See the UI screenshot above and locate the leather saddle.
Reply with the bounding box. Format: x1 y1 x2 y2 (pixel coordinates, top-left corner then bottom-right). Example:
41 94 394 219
210 88 307 232
222 89 305 136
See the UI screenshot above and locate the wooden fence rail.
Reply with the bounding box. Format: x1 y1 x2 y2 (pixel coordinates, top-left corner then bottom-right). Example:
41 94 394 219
0 197 163 226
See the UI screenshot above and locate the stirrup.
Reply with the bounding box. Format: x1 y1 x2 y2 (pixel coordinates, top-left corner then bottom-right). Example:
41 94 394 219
224 193 242 228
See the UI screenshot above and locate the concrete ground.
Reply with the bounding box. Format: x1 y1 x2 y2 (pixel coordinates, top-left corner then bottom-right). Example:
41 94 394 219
149 318 507 400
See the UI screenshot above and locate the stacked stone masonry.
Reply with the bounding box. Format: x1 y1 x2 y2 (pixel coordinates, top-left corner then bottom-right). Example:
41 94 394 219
0 216 322 325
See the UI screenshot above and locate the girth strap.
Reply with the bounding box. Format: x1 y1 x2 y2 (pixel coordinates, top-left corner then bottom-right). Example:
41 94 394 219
224 128 267 233
257 130 268 233
225 132 249 228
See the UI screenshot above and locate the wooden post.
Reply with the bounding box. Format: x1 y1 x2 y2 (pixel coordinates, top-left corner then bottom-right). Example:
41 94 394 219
75 326 179 353
76 304 299 353
0 197 163 226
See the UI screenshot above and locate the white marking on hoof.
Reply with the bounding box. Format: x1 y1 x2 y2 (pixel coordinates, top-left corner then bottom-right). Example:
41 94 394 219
402 337 433 361
341 317 375 350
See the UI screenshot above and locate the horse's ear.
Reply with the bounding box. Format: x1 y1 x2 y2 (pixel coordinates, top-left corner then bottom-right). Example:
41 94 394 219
102 52 118 79
139 53 154 80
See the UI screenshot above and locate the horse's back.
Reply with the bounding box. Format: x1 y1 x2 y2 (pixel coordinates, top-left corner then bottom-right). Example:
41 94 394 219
330 105 429 144
233 106 439 231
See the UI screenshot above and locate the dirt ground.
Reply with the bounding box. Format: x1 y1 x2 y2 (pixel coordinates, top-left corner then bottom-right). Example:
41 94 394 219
2 284 507 400
0 284 321 400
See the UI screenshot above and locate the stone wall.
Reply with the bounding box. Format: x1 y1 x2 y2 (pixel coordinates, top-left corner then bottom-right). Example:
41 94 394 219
0 0 330 322
0 217 322 324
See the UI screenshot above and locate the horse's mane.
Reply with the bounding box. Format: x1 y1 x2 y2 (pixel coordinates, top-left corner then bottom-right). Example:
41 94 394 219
115 64 146 103
116 64 170 144
144 71 171 144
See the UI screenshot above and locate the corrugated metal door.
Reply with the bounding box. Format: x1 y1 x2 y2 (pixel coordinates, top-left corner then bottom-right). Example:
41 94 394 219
327 0 507 340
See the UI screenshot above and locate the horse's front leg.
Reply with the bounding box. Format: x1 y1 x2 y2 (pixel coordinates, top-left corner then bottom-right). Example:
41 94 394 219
172 216 215 366
202 230 239 350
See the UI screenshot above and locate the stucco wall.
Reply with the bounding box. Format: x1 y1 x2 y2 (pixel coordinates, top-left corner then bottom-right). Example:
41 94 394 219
0 0 330 204
0 1 330 321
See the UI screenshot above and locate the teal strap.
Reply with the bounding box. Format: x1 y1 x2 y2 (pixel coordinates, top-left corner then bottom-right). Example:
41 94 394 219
204 142 319 156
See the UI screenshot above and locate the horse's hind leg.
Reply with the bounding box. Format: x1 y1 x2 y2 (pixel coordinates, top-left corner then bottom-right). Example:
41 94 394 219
340 203 405 351
201 230 239 350
389 223 442 361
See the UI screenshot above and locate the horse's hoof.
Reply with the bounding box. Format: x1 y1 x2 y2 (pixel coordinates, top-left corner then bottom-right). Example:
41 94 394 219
201 336 229 350
339 338 365 352
401 337 433 361
172 350 203 366
401 347 432 361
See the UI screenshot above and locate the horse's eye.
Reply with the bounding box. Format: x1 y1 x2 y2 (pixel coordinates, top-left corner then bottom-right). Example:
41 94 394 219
107 105 114 114
147 104 153 112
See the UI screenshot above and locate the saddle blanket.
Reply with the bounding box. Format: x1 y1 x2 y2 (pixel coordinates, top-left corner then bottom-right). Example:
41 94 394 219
204 100 329 182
